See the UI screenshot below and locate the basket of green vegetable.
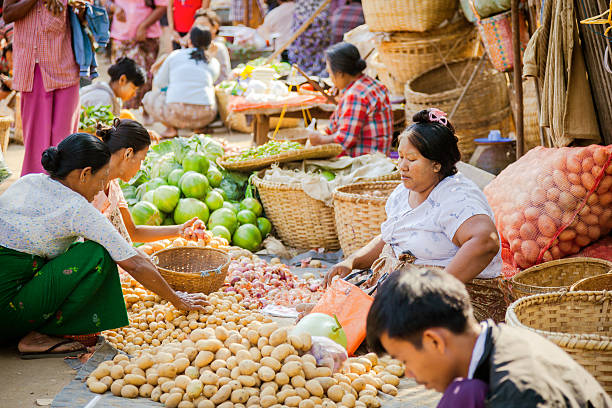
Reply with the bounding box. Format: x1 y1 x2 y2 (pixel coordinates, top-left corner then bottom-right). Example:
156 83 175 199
217 141 343 172
79 105 114 134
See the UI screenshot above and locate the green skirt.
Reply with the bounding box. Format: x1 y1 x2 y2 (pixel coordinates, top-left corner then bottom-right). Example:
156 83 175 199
0 241 129 340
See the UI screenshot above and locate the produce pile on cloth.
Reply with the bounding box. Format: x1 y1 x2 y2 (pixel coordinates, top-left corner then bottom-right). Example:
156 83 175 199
121 135 271 252
100 275 403 408
224 141 304 163
484 145 612 272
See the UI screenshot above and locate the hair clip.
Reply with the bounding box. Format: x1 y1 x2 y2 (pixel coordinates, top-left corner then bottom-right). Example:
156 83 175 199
428 108 448 126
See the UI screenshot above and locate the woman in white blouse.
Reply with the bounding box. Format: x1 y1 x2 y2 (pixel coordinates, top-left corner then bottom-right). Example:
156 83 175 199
0 133 208 358
320 109 506 322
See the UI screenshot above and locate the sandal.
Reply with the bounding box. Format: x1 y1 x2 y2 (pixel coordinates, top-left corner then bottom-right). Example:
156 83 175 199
19 339 86 360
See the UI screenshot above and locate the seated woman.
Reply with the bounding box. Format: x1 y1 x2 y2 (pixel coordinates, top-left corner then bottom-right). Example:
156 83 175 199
308 42 393 158
80 57 147 117
0 133 207 357
193 9 231 84
93 118 205 243
317 108 506 322
143 25 219 138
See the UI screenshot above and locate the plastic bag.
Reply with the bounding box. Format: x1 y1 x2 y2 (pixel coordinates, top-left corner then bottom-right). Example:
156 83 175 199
307 336 348 373
484 146 612 273
0 149 11 184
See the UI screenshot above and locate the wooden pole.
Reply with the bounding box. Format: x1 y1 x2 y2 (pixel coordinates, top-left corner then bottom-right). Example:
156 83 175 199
512 0 524 159
265 0 332 63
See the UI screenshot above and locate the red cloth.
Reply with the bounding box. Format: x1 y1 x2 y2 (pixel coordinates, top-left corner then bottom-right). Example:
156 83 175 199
173 0 202 34
226 93 325 112
325 74 393 157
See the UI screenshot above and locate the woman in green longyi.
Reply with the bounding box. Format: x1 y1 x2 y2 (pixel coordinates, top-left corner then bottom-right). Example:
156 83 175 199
0 133 208 358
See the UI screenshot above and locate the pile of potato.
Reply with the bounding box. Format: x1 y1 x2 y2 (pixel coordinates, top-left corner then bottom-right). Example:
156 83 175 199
98 292 403 407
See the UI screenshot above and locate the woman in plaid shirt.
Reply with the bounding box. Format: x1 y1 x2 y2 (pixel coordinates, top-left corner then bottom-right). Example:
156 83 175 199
309 42 393 157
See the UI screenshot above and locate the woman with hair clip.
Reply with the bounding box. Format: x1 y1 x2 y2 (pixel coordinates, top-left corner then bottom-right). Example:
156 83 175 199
0 133 208 358
92 118 206 243
307 42 393 157
300 108 506 323
143 25 219 138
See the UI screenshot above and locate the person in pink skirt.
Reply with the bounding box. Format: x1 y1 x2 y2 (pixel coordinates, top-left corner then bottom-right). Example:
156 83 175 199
3 0 81 176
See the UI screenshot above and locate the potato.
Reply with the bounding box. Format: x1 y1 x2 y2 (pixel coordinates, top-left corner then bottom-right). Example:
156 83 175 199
261 345 274 357
203 384 218 398
257 337 269 350
258 323 279 338
216 367 230 378
200 371 219 386
184 347 198 362
342 394 357 407
260 395 278 408
385 365 404 377
381 374 399 387
121 384 139 398
305 379 324 397
282 361 303 377
381 384 397 396
229 343 247 355
88 381 108 394
299 399 316 408
210 384 232 404
159 363 178 378
210 359 226 371
178 402 194 408
113 354 129 364
175 375 192 390
248 347 262 362
161 380 176 393
285 396 302 407
125 373 147 386
110 364 125 380
333 374 351 385
246 396 261 407
298 333 312 351
291 375 306 388
165 392 183 408
197 400 214 408
239 359 258 376
316 367 333 378
238 375 257 387
231 367 241 380
91 366 110 380
322 400 338 408
136 354 155 370
351 378 365 392
140 383 155 398
100 376 113 388
111 379 125 396
196 339 223 353
194 351 215 368
216 402 233 408
151 386 162 402
303 362 318 379
278 388 297 403
316 377 337 391
258 366 276 382
216 348 232 361
156 352 175 364
271 344 294 362
275 372 290 385
348 363 366 375
269 328 288 347
327 385 344 402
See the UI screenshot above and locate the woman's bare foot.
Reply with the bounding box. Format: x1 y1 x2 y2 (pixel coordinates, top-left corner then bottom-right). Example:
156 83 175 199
18 331 84 354
161 126 178 138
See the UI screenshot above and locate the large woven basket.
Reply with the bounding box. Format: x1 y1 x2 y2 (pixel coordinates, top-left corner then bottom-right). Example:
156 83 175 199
152 247 229 294
405 58 511 159
378 20 479 85
570 273 612 291
506 291 612 393
333 181 400 257
0 115 12 153
372 53 405 98
362 0 459 32
510 258 612 299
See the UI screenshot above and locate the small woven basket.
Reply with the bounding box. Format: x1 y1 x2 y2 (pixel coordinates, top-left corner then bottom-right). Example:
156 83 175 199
333 181 400 257
268 128 309 145
152 247 229 294
570 273 612 292
510 258 612 299
506 291 612 393
362 0 459 32
378 19 479 84
0 115 11 153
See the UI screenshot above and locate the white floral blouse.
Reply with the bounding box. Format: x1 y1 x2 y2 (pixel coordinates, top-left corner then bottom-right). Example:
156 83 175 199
380 172 502 279
0 174 137 261
92 179 132 243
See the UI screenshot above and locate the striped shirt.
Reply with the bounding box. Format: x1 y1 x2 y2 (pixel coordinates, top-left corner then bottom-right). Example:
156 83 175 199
12 0 79 92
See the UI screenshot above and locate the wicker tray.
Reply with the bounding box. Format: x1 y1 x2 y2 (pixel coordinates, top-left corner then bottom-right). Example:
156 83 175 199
152 247 229 294
510 257 612 299
217 144 343 172
362 0 458 32
333 181 401 257
506 291 612 393
570 273 612 291
268 128 309 145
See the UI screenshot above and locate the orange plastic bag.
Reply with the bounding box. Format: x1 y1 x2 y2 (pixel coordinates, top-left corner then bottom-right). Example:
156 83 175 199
311 279 374 356
484 145 612 274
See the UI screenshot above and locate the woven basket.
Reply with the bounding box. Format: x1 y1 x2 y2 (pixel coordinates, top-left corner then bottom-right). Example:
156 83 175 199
215 87 299 133
268 128 309 145
378 20 479 84
570 273 612 291
510 258 612 299
405 58 511 159
0 115 12 153
217 143 343 172
333 181 400 257
362 0 459 32
506 291 612 393
372 54 405 98
152 247 229 294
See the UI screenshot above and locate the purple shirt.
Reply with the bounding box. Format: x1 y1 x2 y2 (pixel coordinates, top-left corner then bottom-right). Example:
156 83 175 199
437 378 488 408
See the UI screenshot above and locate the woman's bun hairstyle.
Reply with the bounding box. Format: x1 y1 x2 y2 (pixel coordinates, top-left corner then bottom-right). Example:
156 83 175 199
325 42 366 76
41 146 60 174
41 133 111 179
402 108 461 179
98 117 151 154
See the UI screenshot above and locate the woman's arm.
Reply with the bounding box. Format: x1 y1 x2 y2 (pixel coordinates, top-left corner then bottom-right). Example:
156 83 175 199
323 235 385 287
3 0 38 23
118 253 209 311
446 215 500 283
135 5 166 42
119 206 204 242
308 131 335 146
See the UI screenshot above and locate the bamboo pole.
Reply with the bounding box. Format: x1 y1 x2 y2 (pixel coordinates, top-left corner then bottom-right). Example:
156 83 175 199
265 0 332 63
512 0 524 158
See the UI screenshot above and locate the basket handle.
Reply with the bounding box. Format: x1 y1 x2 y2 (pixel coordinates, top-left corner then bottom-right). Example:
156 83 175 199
200 265 224 277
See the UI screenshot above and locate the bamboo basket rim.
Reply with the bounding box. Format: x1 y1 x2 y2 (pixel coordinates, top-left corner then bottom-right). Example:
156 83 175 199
333 180 401 204
505 290 612 351
152 246 230 277
217 144 343 172
383 19 475 43
570 272 612 292
511 257 612 294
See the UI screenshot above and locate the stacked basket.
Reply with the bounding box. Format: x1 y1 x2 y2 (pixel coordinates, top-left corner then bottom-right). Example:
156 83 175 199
363 0 479 98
